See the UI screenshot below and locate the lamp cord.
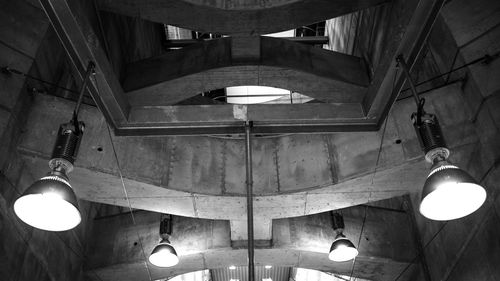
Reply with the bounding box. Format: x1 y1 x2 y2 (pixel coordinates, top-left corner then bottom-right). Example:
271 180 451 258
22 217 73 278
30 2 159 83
348 114 387 280
1 66 79 94
95 73 153 281
347 68 397 281
105 121 153 281
348 205 368 281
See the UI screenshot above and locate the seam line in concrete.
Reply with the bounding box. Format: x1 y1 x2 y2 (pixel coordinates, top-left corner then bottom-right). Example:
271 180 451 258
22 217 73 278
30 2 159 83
273 138 281 192
220 139 227 194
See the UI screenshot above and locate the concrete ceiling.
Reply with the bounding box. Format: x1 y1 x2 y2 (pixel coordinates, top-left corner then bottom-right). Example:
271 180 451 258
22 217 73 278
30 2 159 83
14 0 480 280
17 81 479 280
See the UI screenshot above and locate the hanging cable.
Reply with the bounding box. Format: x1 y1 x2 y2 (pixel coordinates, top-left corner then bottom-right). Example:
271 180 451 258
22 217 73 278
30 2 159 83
348 205 368 281
1 66 79 94
347 111 385 278
105 122 153 281
345 66 398 280
397 50 500 97
94 72 153 281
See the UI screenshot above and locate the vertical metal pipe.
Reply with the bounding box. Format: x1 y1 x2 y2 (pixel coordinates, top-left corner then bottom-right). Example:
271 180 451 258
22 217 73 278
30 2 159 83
245 121 255 281
397 54 421 107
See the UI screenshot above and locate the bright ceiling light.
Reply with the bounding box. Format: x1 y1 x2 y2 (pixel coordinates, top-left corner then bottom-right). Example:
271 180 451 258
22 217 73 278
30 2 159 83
328 236 359 262
397 54 487 221
13 62 94 232
263 278 273 281
328 213 358 262
14 171 81 231
410 101 486 221
150 215 179 267
229 265 237 270
149 238 179 267
419 162 486 220
14 121 85 232
264 265 272 269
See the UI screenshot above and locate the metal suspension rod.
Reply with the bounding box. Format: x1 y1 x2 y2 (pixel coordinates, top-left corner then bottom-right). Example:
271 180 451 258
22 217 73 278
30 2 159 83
245 121 255 281
396 54 421 107
73 61 95 118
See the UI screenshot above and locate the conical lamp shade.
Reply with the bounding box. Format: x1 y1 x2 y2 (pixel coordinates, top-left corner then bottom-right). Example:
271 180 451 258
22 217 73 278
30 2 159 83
149 239 179 267
14 173 81 231
328 237 359 262
419 164 486 221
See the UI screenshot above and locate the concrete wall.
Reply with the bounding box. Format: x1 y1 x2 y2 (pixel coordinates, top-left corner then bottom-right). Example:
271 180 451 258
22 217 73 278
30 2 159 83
407 0 500 280
0 1 98 280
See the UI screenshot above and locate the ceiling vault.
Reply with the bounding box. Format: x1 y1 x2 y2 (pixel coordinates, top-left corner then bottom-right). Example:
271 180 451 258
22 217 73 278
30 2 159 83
38 0 446 135
123 36 369 105
96 0 390 35
1 0 498 281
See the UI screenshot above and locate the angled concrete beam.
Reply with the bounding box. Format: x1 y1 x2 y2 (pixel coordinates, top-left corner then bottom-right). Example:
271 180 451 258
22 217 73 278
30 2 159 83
84 207 416 281
97 0 389 35
38 0 130 126
123 37 369 105
18 84 480 219
125 65 367 106
362 0 446 120
20 148 427 221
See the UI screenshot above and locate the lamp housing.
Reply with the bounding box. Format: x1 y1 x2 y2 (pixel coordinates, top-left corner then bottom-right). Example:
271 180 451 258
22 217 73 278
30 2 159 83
412 107 486 221
149 215 179 267
14 121 84 231
13 169 81 231
419 161 487 221
328 234 359 262
329 213 358 262
412 111 448 157
51 121 84 166
149 237 179 267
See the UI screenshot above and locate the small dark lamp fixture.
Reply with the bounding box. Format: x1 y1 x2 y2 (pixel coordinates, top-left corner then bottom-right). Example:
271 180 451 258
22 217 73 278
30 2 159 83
149 215 179 267
328 213 358 262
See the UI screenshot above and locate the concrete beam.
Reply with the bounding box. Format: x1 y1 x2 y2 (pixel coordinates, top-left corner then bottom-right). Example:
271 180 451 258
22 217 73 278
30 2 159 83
84 207 416 281
18 82 480 220
97 0 388 35
123 37 369 105
363 0 446 120
19 148 427 221
38 0 130 126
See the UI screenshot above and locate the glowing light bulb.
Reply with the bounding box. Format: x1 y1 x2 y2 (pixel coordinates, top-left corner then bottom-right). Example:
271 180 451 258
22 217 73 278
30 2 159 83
14 175 81 231
149 239 179 267
328 237 359 262
420 164 486 221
